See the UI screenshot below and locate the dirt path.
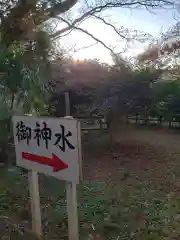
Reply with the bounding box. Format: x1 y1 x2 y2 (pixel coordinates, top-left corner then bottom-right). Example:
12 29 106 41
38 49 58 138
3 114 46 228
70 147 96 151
115 124 180 152
83 125 180 181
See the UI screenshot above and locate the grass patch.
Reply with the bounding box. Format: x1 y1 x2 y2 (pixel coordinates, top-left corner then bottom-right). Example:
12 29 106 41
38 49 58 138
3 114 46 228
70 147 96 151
1 166 180 239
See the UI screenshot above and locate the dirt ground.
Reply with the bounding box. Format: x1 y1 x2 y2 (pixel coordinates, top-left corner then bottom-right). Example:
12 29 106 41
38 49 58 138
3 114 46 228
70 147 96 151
83 124 180 183
2 124 180 239
116 124 180 151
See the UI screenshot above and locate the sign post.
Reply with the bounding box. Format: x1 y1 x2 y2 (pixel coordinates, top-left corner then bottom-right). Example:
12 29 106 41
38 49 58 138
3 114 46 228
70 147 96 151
64 92 79 240
12 115 81 239
28 170 42 236
66 181 79 240
26 112 42 237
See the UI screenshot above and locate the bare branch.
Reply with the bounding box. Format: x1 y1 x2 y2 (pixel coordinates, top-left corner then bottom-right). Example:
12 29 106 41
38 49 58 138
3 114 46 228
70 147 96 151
50 5 107 38
50 0 173 40
54 16 131 67
92 15 131 41
0 0 175 46
73 42 98 52
56 16 115 54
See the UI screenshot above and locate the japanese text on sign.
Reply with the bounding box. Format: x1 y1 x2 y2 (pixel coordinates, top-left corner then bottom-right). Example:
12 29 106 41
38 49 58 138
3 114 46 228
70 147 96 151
16 120 75 152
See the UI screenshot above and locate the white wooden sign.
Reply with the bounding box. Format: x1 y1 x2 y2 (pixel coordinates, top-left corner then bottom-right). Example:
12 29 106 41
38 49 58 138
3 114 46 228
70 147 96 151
12 116 81 183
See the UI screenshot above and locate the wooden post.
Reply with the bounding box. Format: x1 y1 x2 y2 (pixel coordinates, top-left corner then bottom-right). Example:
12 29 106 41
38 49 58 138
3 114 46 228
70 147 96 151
77 120 83 182
99 119 103 132
28 112 42 237
136 114 138 124
65 92 70 116
66 182 79 240
28 170 42 237
64 94 79 240
126 115 128 124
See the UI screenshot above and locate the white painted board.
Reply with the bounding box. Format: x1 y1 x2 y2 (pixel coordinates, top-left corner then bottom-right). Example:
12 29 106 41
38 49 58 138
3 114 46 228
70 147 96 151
12 116 81 183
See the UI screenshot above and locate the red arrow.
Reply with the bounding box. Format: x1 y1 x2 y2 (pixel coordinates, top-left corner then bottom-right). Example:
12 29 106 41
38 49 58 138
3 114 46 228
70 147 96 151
22 152 68 172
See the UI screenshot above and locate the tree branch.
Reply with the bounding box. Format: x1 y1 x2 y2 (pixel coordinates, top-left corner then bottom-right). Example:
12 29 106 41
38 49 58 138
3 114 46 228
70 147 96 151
5 0 38 20
0 0 78 46
0 0 175 46
92 15 131 41
50 0 174 40
74 43 98 52
56 16 115 54
48 0 78 17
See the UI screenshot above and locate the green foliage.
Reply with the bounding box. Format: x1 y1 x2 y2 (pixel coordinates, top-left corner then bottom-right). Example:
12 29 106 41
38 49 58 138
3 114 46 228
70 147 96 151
2 167 180 239
148 80 180 118
0 44 49 114
0 39 50 163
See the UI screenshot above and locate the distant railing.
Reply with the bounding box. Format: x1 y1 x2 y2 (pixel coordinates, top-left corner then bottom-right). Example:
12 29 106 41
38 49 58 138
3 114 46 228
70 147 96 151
126 115 180 129
77 114 180 131
78 117 108 130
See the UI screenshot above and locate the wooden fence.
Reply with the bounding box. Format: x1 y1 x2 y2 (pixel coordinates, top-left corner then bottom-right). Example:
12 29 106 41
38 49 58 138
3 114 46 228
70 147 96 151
79 115 180 131
79 117 108 130
126 115 180 129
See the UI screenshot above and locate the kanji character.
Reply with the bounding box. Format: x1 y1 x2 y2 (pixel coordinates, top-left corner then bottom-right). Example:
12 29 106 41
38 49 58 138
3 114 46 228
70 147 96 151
16 121 31 145
34 121 51 149
54 125 75 152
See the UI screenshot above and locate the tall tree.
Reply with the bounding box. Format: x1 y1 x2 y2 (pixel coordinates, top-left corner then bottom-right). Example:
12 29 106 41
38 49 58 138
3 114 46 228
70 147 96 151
138 22 180 62
0 0 176 52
